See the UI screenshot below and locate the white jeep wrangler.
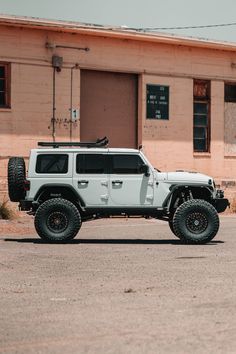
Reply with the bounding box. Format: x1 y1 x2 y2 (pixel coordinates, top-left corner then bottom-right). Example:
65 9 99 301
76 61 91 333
8 137 229 244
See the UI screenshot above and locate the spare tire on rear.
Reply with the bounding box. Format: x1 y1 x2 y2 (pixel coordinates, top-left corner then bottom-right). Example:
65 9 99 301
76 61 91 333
8 157 26 202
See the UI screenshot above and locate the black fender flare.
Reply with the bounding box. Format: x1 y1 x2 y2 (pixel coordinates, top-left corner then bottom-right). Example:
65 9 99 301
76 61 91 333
34 184 86 208
163 184 214 211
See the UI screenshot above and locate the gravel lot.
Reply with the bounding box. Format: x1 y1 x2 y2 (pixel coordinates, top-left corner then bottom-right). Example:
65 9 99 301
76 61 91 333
1 215 236 354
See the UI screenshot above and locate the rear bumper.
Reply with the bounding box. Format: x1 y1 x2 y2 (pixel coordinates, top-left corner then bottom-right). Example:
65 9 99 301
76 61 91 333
19 199 33 211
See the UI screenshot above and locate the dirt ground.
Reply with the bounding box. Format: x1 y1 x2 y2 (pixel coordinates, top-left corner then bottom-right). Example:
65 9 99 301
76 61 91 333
1 215 236 354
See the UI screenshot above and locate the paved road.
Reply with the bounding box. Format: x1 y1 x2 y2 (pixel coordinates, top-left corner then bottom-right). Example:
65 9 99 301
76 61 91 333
1 216 236 354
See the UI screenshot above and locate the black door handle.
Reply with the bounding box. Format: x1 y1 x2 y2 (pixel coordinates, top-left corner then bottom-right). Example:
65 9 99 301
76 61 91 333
112 180 123 185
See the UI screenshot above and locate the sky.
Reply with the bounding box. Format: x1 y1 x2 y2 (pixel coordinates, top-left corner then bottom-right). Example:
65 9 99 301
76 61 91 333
1 0 236 42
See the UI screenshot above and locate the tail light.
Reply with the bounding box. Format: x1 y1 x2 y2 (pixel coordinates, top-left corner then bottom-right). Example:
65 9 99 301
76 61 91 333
24 180 31 191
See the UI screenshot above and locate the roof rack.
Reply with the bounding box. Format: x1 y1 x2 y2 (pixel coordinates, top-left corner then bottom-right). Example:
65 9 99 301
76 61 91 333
38 137 109 148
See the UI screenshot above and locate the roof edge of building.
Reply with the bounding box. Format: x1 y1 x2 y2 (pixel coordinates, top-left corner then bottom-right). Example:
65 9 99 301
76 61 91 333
1 14 236 52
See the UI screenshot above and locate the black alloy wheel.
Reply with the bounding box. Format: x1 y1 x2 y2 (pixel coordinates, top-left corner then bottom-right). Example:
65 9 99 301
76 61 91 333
185 211 208 234
47 211 69 233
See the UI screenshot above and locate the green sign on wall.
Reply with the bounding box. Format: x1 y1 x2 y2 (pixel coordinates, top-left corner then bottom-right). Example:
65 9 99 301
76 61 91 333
146 84 169 120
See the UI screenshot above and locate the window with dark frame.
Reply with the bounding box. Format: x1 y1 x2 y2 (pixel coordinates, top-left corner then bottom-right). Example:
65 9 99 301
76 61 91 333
225 83 236 102
76 154 107 174
36 154 68 174
193 80 210 152
0 63 10 108
110 154 144 174
76 154 145 174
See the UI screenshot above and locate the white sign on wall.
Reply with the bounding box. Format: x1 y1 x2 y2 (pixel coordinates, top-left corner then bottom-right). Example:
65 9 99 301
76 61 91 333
71 108 79 122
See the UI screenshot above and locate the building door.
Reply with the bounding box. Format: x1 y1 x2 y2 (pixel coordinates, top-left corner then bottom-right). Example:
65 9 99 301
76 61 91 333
80 70 138 148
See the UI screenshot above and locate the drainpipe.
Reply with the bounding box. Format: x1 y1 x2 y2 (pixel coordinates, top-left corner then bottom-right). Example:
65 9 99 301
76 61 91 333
70 63 79 141
52 67 56 142
51 55 63 142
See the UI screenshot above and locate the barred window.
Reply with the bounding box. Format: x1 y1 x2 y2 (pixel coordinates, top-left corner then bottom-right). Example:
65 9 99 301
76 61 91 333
0 63 10 108
193 80 210 152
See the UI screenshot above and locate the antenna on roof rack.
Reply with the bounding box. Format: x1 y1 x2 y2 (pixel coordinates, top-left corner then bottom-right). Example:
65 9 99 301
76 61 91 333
38 137 109 148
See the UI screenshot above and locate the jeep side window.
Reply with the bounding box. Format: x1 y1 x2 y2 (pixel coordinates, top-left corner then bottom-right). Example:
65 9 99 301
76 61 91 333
76 154 107 174
36 154 68 174
110 155 144 174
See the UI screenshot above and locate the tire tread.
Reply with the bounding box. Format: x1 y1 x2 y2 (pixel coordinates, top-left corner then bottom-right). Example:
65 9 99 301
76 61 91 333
8 157 26 202
173 199 219 244
34 198 81 242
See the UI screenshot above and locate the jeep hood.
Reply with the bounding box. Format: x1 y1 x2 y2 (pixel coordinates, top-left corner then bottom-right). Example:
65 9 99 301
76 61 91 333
167 171 212 184
157 171 212 185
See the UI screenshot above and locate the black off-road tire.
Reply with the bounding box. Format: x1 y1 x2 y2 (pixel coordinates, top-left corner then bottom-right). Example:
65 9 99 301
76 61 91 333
168 210 180 238
8 157 26 202
173 199 219 244
34 198 81 242
168 219 180 238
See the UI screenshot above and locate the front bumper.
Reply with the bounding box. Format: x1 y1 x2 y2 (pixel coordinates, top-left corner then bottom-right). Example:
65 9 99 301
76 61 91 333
213 198 230 213
213 190 230 213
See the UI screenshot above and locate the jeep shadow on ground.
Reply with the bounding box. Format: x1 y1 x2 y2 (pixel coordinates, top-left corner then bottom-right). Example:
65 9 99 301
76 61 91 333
4 237 224 245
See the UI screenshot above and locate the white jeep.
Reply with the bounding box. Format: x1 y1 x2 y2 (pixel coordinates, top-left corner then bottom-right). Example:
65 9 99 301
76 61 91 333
8 137 229 244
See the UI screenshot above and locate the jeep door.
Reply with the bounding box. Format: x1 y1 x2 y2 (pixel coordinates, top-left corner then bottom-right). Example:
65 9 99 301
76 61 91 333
73 152 109 206
108 154 154 206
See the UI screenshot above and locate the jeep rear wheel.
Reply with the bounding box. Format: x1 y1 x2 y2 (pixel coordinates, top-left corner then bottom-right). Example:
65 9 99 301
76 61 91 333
34 198 81 242
172 199 219 244
8 157 26 202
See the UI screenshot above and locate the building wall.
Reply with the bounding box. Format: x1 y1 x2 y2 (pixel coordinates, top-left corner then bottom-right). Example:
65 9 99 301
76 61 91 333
0 23 236 200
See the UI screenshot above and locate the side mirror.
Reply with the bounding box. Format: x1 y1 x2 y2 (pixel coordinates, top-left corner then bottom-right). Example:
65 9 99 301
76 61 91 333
140 164 150 177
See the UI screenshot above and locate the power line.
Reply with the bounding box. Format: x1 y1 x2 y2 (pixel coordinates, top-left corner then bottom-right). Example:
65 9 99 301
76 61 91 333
127 22 236 32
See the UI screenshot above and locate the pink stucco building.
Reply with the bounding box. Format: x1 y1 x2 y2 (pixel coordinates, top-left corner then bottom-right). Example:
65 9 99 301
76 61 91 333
0 15 236 201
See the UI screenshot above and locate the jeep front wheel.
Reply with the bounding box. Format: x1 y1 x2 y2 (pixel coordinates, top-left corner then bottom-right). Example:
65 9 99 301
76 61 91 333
34 198 81 242
168 219 180 238
172 199 219 244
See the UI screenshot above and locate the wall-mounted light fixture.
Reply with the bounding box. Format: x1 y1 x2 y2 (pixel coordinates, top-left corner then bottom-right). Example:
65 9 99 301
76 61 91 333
52 55 63 72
